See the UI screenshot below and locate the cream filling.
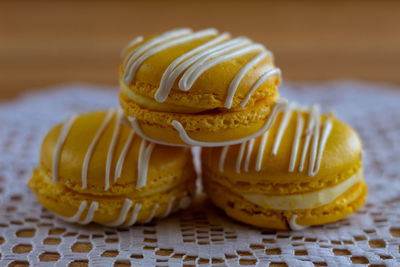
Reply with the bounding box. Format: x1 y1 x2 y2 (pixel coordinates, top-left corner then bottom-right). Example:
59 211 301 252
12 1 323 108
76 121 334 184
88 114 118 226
243 170 363 210
120 81 208 113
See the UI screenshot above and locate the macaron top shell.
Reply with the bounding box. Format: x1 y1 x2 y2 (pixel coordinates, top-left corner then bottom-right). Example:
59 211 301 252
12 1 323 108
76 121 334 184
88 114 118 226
40 110 193 196
120 28 280 111
202 105 362 190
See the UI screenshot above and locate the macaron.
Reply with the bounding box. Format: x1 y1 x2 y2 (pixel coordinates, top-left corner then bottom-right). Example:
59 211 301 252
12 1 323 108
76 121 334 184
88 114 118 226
119 28 280 146
28 110 196 226
201 101 367 230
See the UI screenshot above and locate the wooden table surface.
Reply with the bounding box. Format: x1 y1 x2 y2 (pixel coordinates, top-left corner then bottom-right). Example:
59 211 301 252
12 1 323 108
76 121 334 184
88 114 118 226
1 0 400 99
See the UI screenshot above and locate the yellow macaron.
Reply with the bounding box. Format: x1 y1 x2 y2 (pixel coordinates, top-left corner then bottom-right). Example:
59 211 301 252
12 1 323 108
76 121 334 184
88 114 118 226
202 101 367 230
28 110 196 226
119 28 280 146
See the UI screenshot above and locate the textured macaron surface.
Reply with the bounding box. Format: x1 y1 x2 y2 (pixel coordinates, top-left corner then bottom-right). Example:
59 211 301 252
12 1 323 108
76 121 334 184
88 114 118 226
38 110 194 195
202 107 362 193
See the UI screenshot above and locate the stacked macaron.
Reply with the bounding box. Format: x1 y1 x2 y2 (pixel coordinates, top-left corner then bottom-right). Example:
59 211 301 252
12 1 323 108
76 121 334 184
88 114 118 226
119 28 280 146
29 110 195 226
29 28 367 230
202 102 366 230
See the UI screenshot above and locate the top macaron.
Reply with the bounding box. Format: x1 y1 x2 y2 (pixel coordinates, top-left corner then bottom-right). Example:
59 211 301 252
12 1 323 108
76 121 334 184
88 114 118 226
119 28 281 146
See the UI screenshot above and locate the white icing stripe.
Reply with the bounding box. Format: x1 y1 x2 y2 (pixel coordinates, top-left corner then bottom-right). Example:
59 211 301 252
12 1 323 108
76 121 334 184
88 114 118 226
128 98 281 147
123 29 278 108
105 199 132 227
128 99 287 150
114 130 135 182
179 43 264 91
299 105 319 172
177 37 251 91
144 204 159 223
255 130 269 172
124 29 213 84
236 141 247 174
244 138 255 172
121 36 143 58
289 112 304 172
308 106 321 177
82 110 114 189
309 118 333 176
123 28 191 83
170 100 285 147
289 215 307 231
52 115 77 183
57 201 87 223
105 109 123 190
162 196 176 218
240 68 281 108
155 32 227 102
79 202 99 225
219 146 229 172
125 203 142 226
136 140 155 189
225 51 270 108
272 103 296 155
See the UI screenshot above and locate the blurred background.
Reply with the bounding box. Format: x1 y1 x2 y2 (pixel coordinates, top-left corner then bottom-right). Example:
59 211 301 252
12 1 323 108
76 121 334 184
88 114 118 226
1 0 399 99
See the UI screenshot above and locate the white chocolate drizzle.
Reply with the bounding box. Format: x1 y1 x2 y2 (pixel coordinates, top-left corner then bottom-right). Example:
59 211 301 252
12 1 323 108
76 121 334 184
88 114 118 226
79 201 99 225
156 33 229 102
240 68 281 108
289 112 305 172
56 194 193 226
114 130 135 181
105 198 133 227
57 200 87 223
136 140 155 189
162 196 176 218
121 36 143 58
52 115 77 183
244 138 255 172
123 28 198 83
57 200 99 225
144 204 159 223
105 109 123 190
299 105 319 173
218 101 333 177
289 215 307 231
82 110 114 189
226 51 270 108
128 103 291 148
236 142 247 173
125 203 142 226
122 28 280 108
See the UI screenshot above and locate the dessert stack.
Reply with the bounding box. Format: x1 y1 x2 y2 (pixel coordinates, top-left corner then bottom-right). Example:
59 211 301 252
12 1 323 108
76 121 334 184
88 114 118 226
29 28 366 230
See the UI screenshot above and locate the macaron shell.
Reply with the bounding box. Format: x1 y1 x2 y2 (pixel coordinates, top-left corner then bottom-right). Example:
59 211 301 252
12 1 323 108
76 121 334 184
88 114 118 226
201 113 362 186
120 93 277 146
120 33 279 109
40 111 194 195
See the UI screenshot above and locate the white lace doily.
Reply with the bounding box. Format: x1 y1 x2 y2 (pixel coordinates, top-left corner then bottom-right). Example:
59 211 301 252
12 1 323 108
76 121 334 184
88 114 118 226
0 81 399 266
